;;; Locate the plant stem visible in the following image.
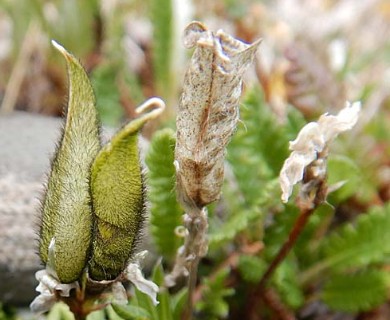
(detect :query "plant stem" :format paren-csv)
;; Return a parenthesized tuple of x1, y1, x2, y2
(247, 164, 327, 317)
(262, 288, 296, 320)
(246, 205, 316, 318)
(164, 207, 208, 319)
(258, 206, 315, 289)
(182, 257, 200, 320)
(74, 314, 86, 320)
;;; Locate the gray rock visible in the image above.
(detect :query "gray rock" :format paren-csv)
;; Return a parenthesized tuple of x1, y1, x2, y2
(0, 111, 150, 306)
(0, 111, 61, 305)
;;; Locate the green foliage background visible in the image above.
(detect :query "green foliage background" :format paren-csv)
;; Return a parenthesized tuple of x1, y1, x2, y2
(1, 0, 390, 319)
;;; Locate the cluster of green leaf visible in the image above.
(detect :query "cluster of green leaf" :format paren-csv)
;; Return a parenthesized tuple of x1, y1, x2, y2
(143, 87, 390, 318)
(195, 268, 234, 320)
(303, 204, 390, 312)
(4, 2, 390, 317)
(20, 78, 389, 319)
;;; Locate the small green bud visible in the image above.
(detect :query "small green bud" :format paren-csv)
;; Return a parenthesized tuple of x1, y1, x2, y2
(89, 98, 165, 281)
(39, 41, 101, 283)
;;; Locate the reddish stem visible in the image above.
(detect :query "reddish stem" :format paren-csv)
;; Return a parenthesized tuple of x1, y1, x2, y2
(258, 206, 315, 289)
(246, 206, 315, 319)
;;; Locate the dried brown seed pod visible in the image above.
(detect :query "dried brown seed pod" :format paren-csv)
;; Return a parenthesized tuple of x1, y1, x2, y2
(175, 21, 261, 210)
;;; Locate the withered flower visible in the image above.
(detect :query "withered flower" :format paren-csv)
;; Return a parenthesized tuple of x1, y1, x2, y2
(280, 101, 361, 203)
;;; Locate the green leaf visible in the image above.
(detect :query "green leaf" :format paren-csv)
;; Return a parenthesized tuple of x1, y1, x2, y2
(130, 261, 167, 320)
(111, 303, 151, 320)
(262, 204, 300, 258)
(89, 103, 161, 280)
(227, 89, 305, 207)
(321, 270, 390, 312)
(146, 129, 182, 261)
(46, 302, 74, 320)
(238, 255, 267, 283)
(152, 262, 173, 320)
(0, 302, 16, 320)
(133, 289, 159, 320)
(301, 203, 390, 283)
(208, 177, 280, 250)
(209, 208, 262, 249)
(265, 203, 335, 268)
(195, 268, 234, 320)
(156, 288, 173, 320)
(295, 203, 335, 266)
(171, 289, 188, 320)
(272, 260, 304, 309)
(327, 155, 361, 202)
(86, 309, 106, 320)
(39, 42, 100, 283)
(91, 63, 124, 127)
(106, 305, 126, 320)
(150, 0, 173, 99)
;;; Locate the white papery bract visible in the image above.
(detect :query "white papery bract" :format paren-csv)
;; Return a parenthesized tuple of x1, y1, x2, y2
(30, 240, 159, 314)
(124, 251, 159, 306)
(29, 269, 78, 314)
(280, 101, 361, 202)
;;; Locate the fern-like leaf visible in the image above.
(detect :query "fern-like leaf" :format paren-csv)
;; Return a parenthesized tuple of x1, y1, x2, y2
(227, 89, 305, 207)
(321, 270, 390, 312)
(208, 207, 261, 249)
(272, 259, 304, 309)
(195, 268, 234, 320)
(146, 128, 182, 261)
(237, 255, 267, 284)
(301, 203, 390, 283)
(91, 63, 124, 126)
(208, 176, 280, 250)
(327, 155, 361, 203)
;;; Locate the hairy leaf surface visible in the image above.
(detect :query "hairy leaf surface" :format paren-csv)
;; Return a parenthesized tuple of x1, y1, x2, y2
(89, 115, 151, 280)
(39, 42, 100, 283)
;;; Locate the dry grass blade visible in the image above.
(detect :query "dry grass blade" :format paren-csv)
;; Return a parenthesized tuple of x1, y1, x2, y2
(0, 22, 40, 115)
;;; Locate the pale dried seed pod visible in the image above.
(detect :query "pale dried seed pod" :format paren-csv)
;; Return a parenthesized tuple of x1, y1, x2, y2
(175, 21, 261, 210)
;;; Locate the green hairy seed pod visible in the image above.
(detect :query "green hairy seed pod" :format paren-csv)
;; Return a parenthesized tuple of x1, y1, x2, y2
(39, 41, 101, 283)
(89, 98, 165, 281)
